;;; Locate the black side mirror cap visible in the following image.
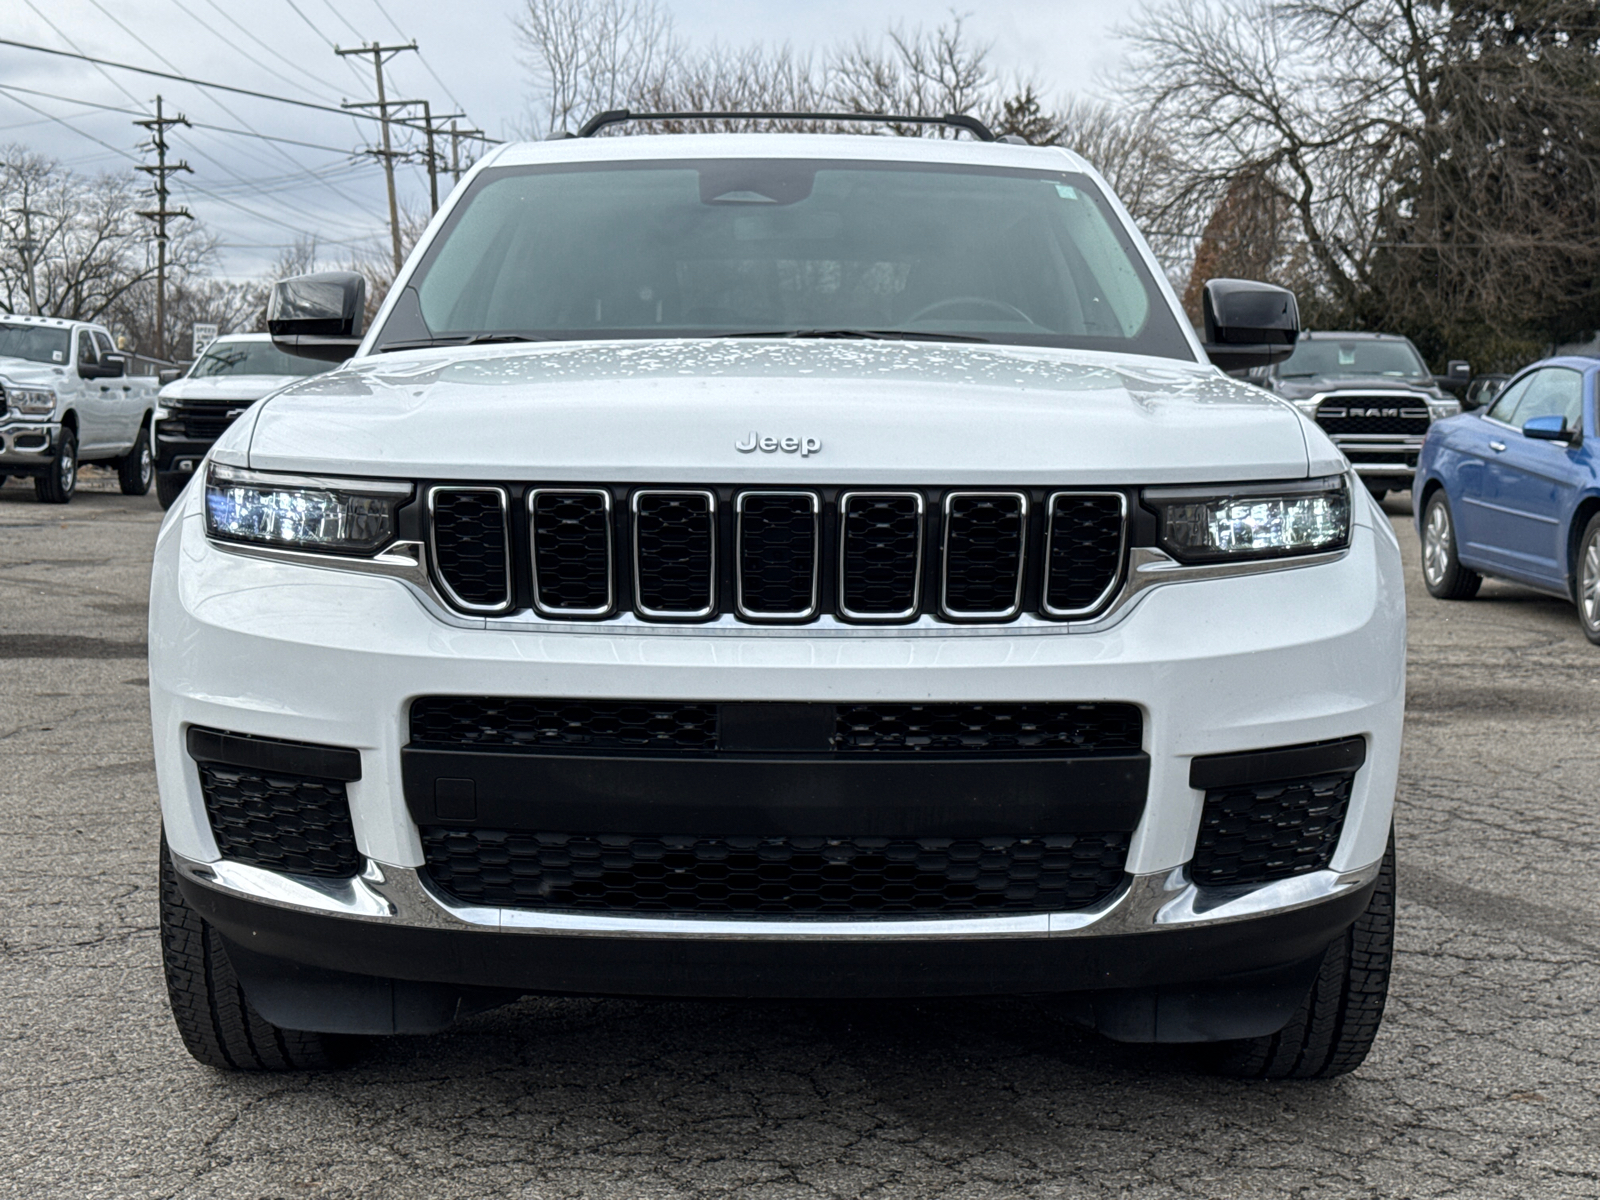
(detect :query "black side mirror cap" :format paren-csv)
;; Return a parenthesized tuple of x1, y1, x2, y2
(158, 368, 183, 385)
(1200, 278, 1300, 371)
(83, 353, 127, 379)
(268, 271, 366, 363)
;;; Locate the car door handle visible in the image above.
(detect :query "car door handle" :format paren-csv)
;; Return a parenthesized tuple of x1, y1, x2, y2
(1489, 441, 1507, 452)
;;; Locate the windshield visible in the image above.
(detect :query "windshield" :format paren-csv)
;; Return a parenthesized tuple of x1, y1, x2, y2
(191, 340, 329, 378)
(0, 322, 70, 365)
(1277, 338, 1429, 382)
(385, 158, 1194, 359)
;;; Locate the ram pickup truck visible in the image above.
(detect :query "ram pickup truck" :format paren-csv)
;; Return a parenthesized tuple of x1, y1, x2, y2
(1251, 331, 1461, 499)
(154, 332, 331, 509)
(152, 119, 1404, 1081)
(0, 314, 158, 502)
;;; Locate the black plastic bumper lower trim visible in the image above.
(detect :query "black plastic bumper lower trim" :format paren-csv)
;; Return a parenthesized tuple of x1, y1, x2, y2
(1189, 736, 1365, 790)
(400, 747, 1149, 837)
(187, 726, 363, 782)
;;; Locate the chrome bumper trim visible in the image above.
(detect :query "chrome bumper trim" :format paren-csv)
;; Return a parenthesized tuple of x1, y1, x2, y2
(171, 851, 1384, 941)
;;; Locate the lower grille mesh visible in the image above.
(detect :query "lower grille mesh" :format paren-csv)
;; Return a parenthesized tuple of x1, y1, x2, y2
(421, 828, 1130, 916)
(199, 763, 360, 878)
(1190, 772, 1353, 886)
(411, 696, 719, 751)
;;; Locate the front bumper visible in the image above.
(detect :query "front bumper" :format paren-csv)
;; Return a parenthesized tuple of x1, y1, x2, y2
(0, 418, 59, 470)
(150, 483, 1404, 1008)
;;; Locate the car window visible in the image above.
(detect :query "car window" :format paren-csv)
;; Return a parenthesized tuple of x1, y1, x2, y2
(1275, 338, 1430, 383)
(0, 323, 70, 364)
(396, 158, 1196, 360)
(189, 340, 330, 378)
(77, 331, 97, 366)
(1510, 367, 1583, 430)
(1485, 374, 1532, 424)
(93, 332, 116, 359)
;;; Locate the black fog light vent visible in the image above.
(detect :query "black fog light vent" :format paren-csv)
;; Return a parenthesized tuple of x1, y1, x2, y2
(187, 727, 363, 879)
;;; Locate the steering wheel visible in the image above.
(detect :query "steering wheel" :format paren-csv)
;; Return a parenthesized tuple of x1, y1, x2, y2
(905, 296, 1036, 326)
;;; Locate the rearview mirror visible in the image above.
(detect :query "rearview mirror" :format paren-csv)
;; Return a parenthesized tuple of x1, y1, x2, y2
(268, 271, 366, 362)
(1523, 414, 1572, 441)
(1201, 279, 1300, 371)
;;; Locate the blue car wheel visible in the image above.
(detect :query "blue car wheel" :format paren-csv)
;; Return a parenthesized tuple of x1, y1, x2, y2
(1422, 490, 1482, 600)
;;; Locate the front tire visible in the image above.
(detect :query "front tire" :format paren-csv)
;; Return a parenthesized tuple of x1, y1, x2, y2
(1421, 490, 1481, 599)
(159, 834, 356, 1070)
(156, 471, 188, 510)
(118, 422, 154, 495)
(1575, 513, 1600, 646)
(1207, 831, 1395, 1080)
(33, 427, 76, 504)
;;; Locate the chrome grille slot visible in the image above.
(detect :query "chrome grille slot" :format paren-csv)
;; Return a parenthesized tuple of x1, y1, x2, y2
(1043, 492, 1126, 618)
(838, 492, 924, 620)
(632, 490, 717, 618)
(529, 489, 613, 617)
(736, 491, 820, 619)
(428, 486, 512, 613)
(941, 492, 1027, 619)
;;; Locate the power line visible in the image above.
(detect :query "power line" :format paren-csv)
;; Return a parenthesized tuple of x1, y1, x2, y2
(0, 35, 501, 142)
(367, 0, 469, 116)
(165, 0, 345, 104)
(195, 0, 348, 102)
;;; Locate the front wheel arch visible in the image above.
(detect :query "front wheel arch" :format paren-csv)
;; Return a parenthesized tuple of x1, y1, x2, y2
(1566, 495, 1600, 600)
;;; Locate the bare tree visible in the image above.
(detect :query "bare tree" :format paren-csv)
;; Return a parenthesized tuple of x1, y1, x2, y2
(515, 0, 682, 135)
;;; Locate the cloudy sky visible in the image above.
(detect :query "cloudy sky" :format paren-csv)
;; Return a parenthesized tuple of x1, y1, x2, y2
(0, 1, 1130, 279)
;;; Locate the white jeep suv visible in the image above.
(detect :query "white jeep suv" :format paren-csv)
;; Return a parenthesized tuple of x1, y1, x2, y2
(151, 116, 1404, 1079)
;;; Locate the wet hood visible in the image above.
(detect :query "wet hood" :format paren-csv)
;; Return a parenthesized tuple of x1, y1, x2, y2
(242, 339, 1334, 485)
(160, 375, 305, 404)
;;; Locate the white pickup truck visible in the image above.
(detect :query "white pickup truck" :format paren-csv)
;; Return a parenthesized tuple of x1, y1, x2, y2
(0, 313, 159, 502)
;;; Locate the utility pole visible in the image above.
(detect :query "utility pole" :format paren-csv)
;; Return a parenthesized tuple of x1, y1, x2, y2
(449, 120, 484, 186)
(416, 102, 465, 214)
(15, 202, 45, 314)
(135, 95, 192, 360)
(336, 40, 416, 273)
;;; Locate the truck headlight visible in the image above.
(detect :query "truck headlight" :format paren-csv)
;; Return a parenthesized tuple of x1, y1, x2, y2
(204, 463, 411, 555)
(8, 387, 56, 415)
(1428, 399, 1461, 419)
(1143, 476, 1351, 563)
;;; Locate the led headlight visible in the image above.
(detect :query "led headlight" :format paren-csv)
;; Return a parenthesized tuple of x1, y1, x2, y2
(8, 387, 57, 415)
(204, 463, 411, 555)
(1143, 475, 1351, 563)
(1428, 399, 1461, 419)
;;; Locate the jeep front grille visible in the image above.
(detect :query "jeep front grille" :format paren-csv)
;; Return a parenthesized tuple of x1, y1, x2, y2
(425, 485, 1131, 624)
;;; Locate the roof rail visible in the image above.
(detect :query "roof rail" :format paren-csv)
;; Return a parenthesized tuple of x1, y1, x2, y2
(574, 109, 1001, 142)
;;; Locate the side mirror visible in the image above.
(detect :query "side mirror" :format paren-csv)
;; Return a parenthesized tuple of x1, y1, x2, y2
(1523, 414, 1572, 441)
(158, 367, 183, 385)
(1201, 279, 1300, 371)
(267, 271, 366, 362)
(83, 353, 127, 379)
(1447, 359, 1471, 379)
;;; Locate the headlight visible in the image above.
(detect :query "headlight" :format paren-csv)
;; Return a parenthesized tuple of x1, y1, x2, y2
(1142, 476, 1351, 563)
(1428, 399, 1461, 420)
(154, 405, 174, 422)
(204, 463, 411, 555)
(7, 387, 56, 415)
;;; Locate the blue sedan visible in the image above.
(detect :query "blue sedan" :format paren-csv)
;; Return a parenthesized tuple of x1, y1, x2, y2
(1414, 355, 1600, 644)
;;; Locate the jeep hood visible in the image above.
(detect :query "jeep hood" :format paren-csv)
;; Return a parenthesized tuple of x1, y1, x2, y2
(242, 340, 1337, 485)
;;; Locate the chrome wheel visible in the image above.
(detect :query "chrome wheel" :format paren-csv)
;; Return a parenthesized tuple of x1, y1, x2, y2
(59, 441, 76, 493)
(1422, 500, 1451, 589)
(1581, 532, 1600, 633)
(138, 437, 152, 488)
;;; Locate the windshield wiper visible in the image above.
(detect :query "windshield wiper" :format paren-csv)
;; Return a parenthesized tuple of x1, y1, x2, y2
(377, 333, 546, 352)
(720, 328, 989, 343)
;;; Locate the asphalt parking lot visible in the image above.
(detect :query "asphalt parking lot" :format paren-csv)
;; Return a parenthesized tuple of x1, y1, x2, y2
(3, 475, 1598, 1200)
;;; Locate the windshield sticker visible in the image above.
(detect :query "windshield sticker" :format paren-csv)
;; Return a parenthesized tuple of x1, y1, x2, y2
(52, 350, 63, 362)
(1055, 184, 1079, 199)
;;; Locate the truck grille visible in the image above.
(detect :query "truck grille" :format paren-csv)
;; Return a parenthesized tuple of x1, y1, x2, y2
(425, 485, 1130, 623)
(420, 828, 1130, 916)
(410, 697, 1142, 756)
(1314, 398, 1430, 438)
